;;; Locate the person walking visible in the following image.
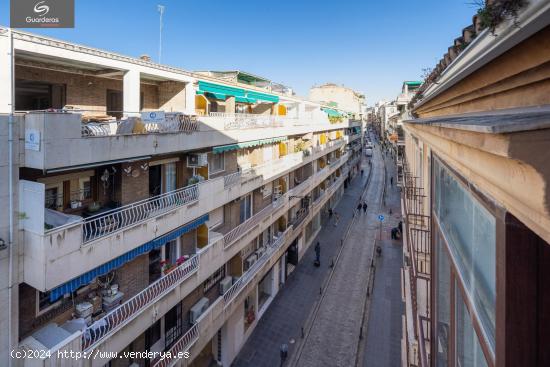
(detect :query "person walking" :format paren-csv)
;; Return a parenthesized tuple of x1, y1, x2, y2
(315, 241, 321, 264)
(334, 212, 340, 227)
(362, 202, 368, 214)
(390, 176, 394, 186)
(357, 201, 363, 213)
(361, 169, 364, 177)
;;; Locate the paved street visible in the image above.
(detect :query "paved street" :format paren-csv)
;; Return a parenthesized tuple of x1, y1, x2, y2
(292, 145, 386, 367)
(233, 136, 405, 367)
(360, 149, 404, 367)
(232, 152, 373, 367)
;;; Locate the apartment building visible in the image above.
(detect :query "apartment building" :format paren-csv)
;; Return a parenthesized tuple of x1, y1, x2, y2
(0, 27, 363, 366)
(400, 1, 550, 366)
(308, 83, 366, 120)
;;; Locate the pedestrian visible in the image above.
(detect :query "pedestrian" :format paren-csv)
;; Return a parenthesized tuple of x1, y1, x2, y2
(328, 208, 333, 218)
(362, 202, 368, 213)
(361, 169, 364, 177)
(334, 212, 340, 227)
(390, 176, 394, 186)
(357, 201, 362, 212)
(315, 241, 321, 263)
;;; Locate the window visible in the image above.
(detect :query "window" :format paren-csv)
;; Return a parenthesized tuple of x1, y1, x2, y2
(210, 153, 225, 173)
(163, 163, 177, 193)
(239, 194, 252, 223)
(456, 286, 489, 367)
(78, 177, 92, 200)
(436, 232, 451, 367)
(434, 158, 496, 351)
(164, 303, 183, 348)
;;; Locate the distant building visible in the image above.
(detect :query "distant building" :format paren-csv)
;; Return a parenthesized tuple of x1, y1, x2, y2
(309, 83, 365, 119)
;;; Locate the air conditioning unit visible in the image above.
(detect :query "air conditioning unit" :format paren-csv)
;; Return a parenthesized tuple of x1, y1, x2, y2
(219, 276, 233, 295)
(244, 254, 258, 271)
(189, 297, 210, 324)
(187, 153, 208, 167)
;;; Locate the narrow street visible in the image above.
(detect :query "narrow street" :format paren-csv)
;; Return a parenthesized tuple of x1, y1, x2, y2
(233, 137, 404, 367)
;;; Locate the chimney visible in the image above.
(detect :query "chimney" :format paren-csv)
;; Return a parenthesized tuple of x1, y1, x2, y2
(140, 54, 151, 62)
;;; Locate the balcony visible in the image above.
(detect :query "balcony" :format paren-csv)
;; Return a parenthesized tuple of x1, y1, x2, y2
(38, 150, 350, 359)
(21, 137, 347, 292)
(22, 112, 352, 171)
(158, 175, 348, 367)
(401, 158, 431, 367)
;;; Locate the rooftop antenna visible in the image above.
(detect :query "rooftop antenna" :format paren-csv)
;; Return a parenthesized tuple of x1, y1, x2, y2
(157, 4, 165, 63)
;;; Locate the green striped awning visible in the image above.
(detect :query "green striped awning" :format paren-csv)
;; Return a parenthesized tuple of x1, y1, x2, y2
(213, 137, 287, 154)
(198, 81, 246, 98)
(322, 108, 343, 118)
(245, 91, 279, 103)
(197, 80, 279, 104)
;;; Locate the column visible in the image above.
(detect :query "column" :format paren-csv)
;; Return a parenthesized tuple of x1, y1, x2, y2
(0, 29, 13, 114)
(123, 69, 140, 117)
(184, 82, 197, 115)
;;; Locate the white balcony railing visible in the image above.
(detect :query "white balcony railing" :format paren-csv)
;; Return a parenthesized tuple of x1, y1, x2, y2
(223, 171, 242, 189)
(82, 184, 199, 243)
(152, 323, 200, 367)
(203, 112, 298, 130)
(223, 195, 286, 249)
(82, 255, 199, 350)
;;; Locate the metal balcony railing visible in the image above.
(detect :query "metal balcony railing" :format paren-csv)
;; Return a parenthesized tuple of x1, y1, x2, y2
(223, 229, 290, 307)
(203, 112, 297, 130)
(82, 255, 199, 350)
(81, 113, 199, 137)
(223, 171, 242, 189)
(82, 184, 199, 243)
(223, 195, 286, 249)
(152, 323, 199, 367)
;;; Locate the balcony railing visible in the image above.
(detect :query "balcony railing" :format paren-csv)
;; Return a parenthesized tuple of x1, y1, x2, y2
(223, 195, 286, 249)
(152, 323, 199, 367)
(82, 184, 199, 243)
(81, 113, 199, 137)
(82, 255, 199, 350)
(202, 112, 298, 130)
(402, 156, 432, 367)
(223, 171, 242, 189)
(223, 229, 290, 307)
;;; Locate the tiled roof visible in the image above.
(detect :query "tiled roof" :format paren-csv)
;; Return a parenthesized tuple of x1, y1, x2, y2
(408, 0, 529, 113)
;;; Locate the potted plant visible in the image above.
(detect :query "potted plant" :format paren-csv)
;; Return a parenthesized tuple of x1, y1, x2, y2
(161, 260, 175, 275)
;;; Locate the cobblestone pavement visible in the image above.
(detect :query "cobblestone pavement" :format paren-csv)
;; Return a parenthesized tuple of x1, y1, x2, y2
(360, 148, 404, 367)
(292, 144, 386, 367)
(232, 154, 372, 367)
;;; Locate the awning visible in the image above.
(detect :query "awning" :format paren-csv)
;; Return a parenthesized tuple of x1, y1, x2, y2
(213, 137, 287, 154)
(49, 214, 209, 302)
(236, 96, 257, 104)
(197, 81, 245, 98)
(196, 90, 227, 100)
(322, 108, 343, 118)
(245, 91, 279, 103)
(197, 81, 278, 104)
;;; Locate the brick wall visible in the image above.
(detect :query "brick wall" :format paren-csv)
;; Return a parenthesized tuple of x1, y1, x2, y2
(120, 160, 149, 205)
(158, 81, 186, 112)
(116, 254, 149, 301)
(15, 65, 158, 114)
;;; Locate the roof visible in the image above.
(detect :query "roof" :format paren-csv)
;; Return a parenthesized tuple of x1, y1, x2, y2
(409, 0, 532, 111)
(404, 105, 550, 134)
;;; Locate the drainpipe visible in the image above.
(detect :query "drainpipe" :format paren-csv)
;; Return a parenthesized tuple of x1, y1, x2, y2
(7, 28, 14, 367)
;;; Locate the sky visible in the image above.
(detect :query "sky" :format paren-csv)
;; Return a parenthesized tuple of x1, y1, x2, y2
(0, 0, 479, 104)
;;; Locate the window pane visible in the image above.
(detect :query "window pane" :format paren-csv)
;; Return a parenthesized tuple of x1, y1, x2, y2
(436, 231, 451, 367)
(164, 163, 176, 193)
(456, 287, 489, 367)
(433, 158, 495, 351)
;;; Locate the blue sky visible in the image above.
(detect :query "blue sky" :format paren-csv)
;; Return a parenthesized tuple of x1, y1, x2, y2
(0, 0, 478, 104)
